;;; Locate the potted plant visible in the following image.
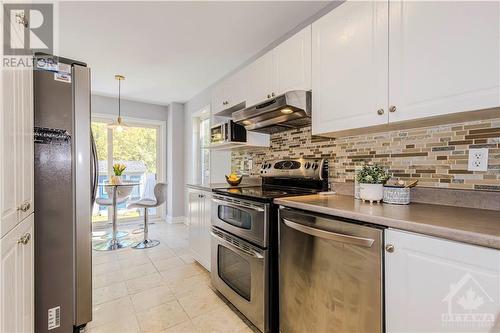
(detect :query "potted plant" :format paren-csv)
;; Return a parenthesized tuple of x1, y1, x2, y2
(111, 163, 126, 185)
(356, 163, 390, 203)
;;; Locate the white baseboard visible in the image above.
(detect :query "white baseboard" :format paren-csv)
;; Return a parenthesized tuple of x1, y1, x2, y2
(166, 216, 186, 224)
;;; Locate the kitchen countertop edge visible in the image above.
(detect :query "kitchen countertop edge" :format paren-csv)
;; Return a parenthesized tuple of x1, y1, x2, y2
(274, 195, 500, 250)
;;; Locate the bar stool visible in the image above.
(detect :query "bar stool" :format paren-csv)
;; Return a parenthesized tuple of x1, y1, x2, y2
(96, 196, 129, 239)
(127, 182, 167, 249)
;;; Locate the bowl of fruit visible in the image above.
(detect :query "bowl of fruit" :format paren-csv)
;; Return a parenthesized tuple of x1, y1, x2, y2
(225, 173, 243, 186)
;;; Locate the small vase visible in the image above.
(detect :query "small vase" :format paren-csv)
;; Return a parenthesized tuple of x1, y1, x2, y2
(110, 175, 122, 185)
(359, 183, 384, 203)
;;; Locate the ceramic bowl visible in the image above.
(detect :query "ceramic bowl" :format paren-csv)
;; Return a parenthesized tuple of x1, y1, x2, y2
(225, 175, 243, 186)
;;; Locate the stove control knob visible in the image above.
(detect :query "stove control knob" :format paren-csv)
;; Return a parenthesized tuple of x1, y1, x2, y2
(304, 162, 311, 169)
(312, 163, 318, 170)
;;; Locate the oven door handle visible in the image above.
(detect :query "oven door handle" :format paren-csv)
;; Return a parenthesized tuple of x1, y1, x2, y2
(213, 198, 264, 213)
(282, 218, 375, 248)
(211, 231, 264, 259)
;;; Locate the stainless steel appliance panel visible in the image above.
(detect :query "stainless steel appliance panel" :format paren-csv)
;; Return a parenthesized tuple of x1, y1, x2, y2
(279, 208, 383, 333)
(34, 58, 92, 332)
(34, 66, 75, 333)
(212, 195, 269, 247)
(211, 227, 268, 333)
(73, 65, 92, 326)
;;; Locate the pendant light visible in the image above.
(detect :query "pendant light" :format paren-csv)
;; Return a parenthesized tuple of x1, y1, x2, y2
(108, 74, 127, 132)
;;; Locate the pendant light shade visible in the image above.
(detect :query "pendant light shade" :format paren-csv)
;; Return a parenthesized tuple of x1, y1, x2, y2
(108, 74, 128, 131)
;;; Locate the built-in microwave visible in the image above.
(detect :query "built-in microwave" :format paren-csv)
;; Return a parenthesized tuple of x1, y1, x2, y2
(210, 120, 247, 144)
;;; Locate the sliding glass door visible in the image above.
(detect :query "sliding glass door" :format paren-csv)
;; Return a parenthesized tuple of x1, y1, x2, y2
(91, 116, 164, 224)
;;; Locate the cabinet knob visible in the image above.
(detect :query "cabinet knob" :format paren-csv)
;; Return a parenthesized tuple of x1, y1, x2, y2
(377, 108, 385, 115)
(271, 92, 275, 97)
(385, 244, 395, 253)
(267, 94, 271, 99)
(17, 201, 31, 212)
(17, 233, 31, 245)
(389, 105, 397, 113)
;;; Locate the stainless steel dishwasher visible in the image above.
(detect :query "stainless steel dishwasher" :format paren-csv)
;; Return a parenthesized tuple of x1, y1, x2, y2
(278, 207, 384, 333)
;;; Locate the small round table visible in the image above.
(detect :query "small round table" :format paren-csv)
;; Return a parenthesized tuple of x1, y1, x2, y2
(93, 182, 140, 251)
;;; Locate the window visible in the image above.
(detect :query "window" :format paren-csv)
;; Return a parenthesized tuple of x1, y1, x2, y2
(200, 117, 210, 185)
(192, 106, 210, 185)
(91, 115, 165, 224)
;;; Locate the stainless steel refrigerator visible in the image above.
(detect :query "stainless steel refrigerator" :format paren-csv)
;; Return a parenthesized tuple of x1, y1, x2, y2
(34, 54, 96, 333)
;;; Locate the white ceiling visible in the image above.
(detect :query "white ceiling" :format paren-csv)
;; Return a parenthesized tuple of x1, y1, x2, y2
(58, 1, 331, 106)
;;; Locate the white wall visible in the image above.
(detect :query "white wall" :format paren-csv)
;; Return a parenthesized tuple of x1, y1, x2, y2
(92, 94, 168, 121)
(167, 102, 185, 222)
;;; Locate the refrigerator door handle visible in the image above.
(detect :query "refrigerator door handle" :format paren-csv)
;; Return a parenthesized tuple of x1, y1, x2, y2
(90, 131, 98, 205)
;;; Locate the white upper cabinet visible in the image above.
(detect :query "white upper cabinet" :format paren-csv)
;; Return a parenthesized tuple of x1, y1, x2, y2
(212, 26, 313, 115)
(212, 69, 246, 115)
(273, 25, 312, 96)
(1, 67, 34, 238)
(1, 69, 18, 237)
(312, 1, 389, 135)
(19, 69, 34, 223)
(244, 52, 274, 107)
(385, 229, 500, 333)
(389, 1, 500, 122)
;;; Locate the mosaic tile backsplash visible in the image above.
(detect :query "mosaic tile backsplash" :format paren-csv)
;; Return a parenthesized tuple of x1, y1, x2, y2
(231, 118, 500, 191)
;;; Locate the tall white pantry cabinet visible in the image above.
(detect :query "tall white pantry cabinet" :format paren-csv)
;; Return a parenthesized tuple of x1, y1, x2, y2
(0, 11, 35, 331)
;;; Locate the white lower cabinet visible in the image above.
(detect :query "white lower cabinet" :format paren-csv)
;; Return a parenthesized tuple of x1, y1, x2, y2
(1, 214, 34, 333)
(188, 188, 212, 271)
(385, 229, 500, 333)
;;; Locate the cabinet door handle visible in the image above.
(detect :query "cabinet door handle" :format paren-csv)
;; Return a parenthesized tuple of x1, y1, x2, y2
(385, 244, 395, 253)
(389, 105, 397, 113)
(377, 108, 385, 115)
(18, 233, 31, 245)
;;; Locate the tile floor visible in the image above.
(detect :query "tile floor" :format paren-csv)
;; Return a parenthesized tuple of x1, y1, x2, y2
(89, 222, 253, 333)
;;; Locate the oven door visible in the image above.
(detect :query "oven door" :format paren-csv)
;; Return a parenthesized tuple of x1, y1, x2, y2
(212, 195, 269, 247)
(211, 227, 268, 333)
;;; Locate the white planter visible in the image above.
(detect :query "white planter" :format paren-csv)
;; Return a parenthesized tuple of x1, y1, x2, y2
(359, 183, 384, 203)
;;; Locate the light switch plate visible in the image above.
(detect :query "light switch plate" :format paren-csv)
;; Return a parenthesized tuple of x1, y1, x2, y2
(468, 148, 488, 171)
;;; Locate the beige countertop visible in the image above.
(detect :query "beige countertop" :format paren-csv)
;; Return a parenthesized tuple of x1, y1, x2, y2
(186, 183, 258, 191)
(274, 194, 500, 250)
(186, 183, 231, 191)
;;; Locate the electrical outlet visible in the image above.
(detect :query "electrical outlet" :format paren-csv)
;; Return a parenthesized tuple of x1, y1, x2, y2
(248, 160, 253, 170)
(240, 160, 245, 171)
(468, 148, 489, 171)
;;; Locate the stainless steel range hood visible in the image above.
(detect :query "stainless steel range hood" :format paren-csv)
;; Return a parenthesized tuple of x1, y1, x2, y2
(232, 90, 311, 134)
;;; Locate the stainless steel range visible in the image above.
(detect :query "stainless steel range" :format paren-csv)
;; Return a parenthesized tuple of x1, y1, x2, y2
(210, 159, 328, 333)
